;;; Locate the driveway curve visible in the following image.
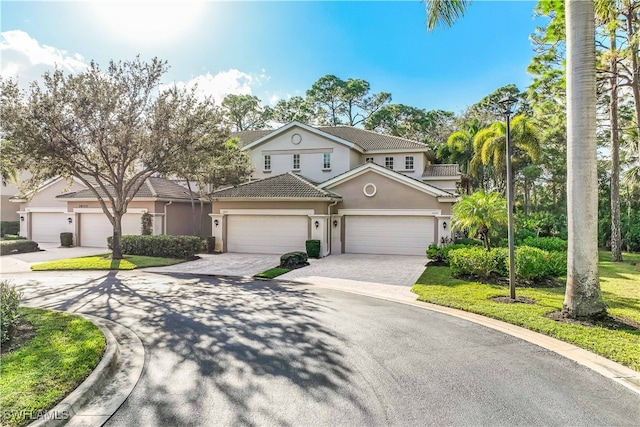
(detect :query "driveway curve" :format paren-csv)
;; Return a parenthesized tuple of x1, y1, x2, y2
(7, 271, 639, 426)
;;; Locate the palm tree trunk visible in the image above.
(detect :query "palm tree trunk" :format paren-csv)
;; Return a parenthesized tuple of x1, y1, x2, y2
(563, 0, 607, 318)
(609, 31, 622, 262)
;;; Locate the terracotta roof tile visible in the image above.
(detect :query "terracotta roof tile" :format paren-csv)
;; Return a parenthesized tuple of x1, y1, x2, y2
(422, 164, 461, 178)
(56, 176, 197, 200)
(210, 172, 341, 199)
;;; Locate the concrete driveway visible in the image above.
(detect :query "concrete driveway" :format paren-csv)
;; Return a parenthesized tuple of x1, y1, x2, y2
(145, 253, 281, 277)
(0, 242, 108, 274)
(279, 254, 427, 287)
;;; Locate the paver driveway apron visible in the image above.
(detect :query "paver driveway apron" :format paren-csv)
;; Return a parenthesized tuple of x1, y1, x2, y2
(278, 254, 427, 286)
(143, 253, 281, 277)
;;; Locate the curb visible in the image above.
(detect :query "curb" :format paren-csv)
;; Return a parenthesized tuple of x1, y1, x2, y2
(298, 283, 640, 396)
(29, 315, 120, 427)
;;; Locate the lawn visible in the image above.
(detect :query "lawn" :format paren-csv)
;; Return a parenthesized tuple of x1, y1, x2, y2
(31, 254, 185, 271)
(254, 267, 291, 279)
(412, 251, 640, 371)
(0, 308, 106, 427)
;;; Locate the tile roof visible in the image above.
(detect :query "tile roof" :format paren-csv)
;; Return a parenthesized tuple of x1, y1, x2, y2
(57, 176, 197, 200)
(422, 164, 461, 178)
(229, 124, 428, 152)
(209, 172, 341, 199)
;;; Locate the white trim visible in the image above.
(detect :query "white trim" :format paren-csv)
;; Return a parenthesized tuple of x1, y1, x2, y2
(365, 148, 430, 154)
(241, 121, 364, 153)
(262, 148, 334, 155)
(338, 209, 441, 216)
(319, 162, 453, 198)
(423, 176, 462, 181)
(24, 207, 68, 213)
(72, 208, 148, 214)
(213, 197, 336, 202)
(437, 196, 460, 202)
(363, 183, 377, 197)
(220, 209, 315, 216)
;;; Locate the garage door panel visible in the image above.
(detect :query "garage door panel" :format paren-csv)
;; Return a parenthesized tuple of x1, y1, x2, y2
(227, 215, 308, 254)
(345, 216, 434, 256)
(80, 213, 142, 247)
(31, 213, 69, 243)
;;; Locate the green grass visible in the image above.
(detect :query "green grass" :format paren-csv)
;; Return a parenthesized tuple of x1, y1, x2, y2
(255, 267, 291, 279)
(412, 251, 640, 371)
(31, 254, 184, 271)
(0, 308, 106, 427)
(0, 235, 26, 241)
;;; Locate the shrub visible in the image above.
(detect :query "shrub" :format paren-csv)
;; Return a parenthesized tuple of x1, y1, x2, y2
(428, 243, 481, 264)
(426, 243, 440, 261)
(140, 212, 153, 235)
(280, 251, 308, 269)
(305, 240, 321, 258)
(546, 250, 568, 276)
(0, 240, 39, 255)
(453, 237, 483, 246)
(206, 236, 216, 254)
(448, 247, 507, 279)
(60, 232, 73, 247)
(107, 235, 202, 259)
(1, 281, 22, 344)
(514, 246, 550, 280)
(522, 236, 567, 252)
(0, 221, 20, 237)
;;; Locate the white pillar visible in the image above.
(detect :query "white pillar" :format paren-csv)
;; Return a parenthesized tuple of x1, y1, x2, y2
(18, 211, 28, 238)
(209, 213, 225, 252)
(436, 215, 452, 246)
(330, 215, 343, 255)
(309, 214, 330, 257)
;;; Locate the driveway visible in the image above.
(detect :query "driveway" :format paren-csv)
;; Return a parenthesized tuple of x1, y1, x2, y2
(6, 270, 639, 426)
(279, 254, 427, 286)
(144, 253, 280, 277)
(0, 242, 108, 274)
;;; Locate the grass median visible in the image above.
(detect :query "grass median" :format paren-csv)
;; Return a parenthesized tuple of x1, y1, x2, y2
(412, 251, 640, 371)
(0, 308, 106, 427)
(31, 254, 184, 271)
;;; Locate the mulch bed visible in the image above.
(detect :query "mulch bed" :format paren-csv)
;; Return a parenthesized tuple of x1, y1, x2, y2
(545, 311, 640, 331)
(1, 317, 37, 355)
(491, 296, 537, 305)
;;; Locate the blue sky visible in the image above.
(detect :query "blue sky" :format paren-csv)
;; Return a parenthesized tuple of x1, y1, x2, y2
(1, 1, 545, 115)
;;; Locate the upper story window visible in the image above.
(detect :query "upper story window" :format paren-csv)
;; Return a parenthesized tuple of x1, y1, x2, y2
(385, 157, 394, 169)
(293, 154, 300, 170)
(365, 157, 374, 163)
(405, 156, 414, 170)
(264, 155, 271, 171)
(323, 153, 331, 170)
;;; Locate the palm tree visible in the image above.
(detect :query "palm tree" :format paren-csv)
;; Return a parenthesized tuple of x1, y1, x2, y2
(452, 191, 507, 250)
(563, 0, 607, 318)
(423, 0, 607, 319)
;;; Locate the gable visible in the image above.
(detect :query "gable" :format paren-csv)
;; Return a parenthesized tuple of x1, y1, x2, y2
(241, 122, 362, 153)
(27, 178, 87, 208)
(327, 169, 453, 214)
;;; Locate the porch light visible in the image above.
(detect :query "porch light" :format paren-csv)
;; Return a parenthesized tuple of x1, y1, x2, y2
(20, 216, 24, 222)
(214, 219, 219, 227)
(314, 220, 320, 229)
(333, 220, 338, 228)
(67, 217, 73, 224)
(442, 221, 447, 230)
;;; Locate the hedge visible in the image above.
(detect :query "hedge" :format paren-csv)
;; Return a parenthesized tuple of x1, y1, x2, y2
(280, 251, 308, 269)
(0, 221, 19, 237)
(60, 232, 73, 247)
(521, 236, 568, 252)
(305, 240, 321, 258)
(107, 235, 202, 259)
(0, 240, 40, 255)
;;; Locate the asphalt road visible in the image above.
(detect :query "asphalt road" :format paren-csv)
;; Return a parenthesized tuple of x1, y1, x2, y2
(7, 270, 640, 426)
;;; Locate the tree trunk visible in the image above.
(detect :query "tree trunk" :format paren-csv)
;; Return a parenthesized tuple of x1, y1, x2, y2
(563, 0, 607, 319)
(609, 31, 622, 262)
(112, 213, 123, 260)
(186, 177, 197, 235)
(624, 8, 640, 166)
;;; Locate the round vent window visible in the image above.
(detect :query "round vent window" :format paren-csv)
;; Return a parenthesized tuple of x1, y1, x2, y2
(291, 133, 302, 145)
(363, 183, 377, 197)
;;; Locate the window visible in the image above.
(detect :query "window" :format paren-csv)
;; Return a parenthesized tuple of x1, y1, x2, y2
(293, 154, 300, 170)
(385, 157, 394, 169)
(264, 155, 271, 171)
(323, 153, 331, 169)
(405, 156, 414, 170)
(365, 157, 374, 163)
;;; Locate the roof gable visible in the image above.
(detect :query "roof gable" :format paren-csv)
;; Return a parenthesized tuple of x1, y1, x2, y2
(209, 172, 341, 200)
(56, 177, 197, 201)
(318, 162, 455, 199)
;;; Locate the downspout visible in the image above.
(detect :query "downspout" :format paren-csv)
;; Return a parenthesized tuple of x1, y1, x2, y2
(327, 199, 339, 256)
(164, 201, 172, 235)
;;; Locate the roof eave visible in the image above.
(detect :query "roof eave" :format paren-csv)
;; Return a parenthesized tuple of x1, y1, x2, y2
(210, 197, 341, 202)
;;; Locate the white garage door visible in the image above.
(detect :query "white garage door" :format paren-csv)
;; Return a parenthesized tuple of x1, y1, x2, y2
(345, 216, 435, 255)
(80, 213, 142, 247)
(227, 215, 308, 254)
(31, 212, 69, 243)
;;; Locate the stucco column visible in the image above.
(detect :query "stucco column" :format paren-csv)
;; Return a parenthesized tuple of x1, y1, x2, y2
(67, 212, 78, 245)
(209, 213, 225, 252)
(18, 211, 28, 239)
(151, 214, 165, 235)
(330, 215, 343, 255)
(436, 215, 452, 245)
(309, 214, 330, 257)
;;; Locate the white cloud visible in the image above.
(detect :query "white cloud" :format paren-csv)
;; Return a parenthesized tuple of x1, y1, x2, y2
(269, 95, 280, 106)
(169, 69, 260, 104)
(0, 30, 88, 86)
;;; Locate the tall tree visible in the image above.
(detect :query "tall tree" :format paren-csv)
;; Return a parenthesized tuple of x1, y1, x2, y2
(452, 191, 508, 250)
(564, 0, 607, 318)
(220, 94, 268, 131)
(267, 96, 313, 125)
(0, 140, 19, 186)
(0, 57, 225, 259)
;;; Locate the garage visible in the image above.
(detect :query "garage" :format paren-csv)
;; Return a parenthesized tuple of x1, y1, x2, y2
(31, 212, 69, 243)
(226, 215, 309, 254)
(79, 212, 143, 247)
(344, 215, 435, 256)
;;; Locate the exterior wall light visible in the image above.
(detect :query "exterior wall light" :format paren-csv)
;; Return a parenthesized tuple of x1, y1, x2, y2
(214, 219, 219, 227)
(442, 221, 447, 230)
(20, 216, 24, 222)
(333, 220, 338, 227)
(314, 220, 320, 229)
(67, 217, 73, 224)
